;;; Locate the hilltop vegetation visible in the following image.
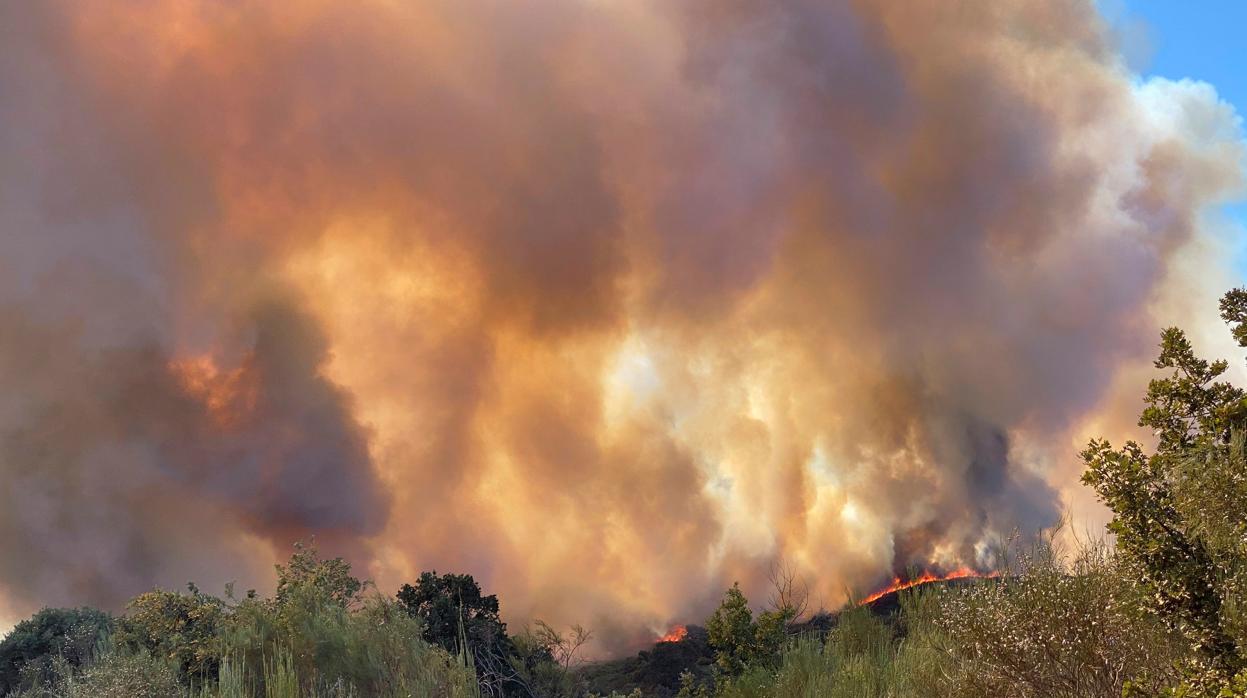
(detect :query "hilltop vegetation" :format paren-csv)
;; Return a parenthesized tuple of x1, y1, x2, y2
(4, 291, 1247, 696)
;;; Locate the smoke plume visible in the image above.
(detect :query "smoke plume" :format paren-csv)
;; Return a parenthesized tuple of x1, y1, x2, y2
(1, 0, 1244, 651)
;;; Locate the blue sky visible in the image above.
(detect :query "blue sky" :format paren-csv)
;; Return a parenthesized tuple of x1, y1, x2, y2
(1111, 1, 1247, 114)
(1106, 1, 1247, 270)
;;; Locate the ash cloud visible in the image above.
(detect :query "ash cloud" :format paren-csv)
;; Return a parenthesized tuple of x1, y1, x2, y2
(1, 0, 1244, 651)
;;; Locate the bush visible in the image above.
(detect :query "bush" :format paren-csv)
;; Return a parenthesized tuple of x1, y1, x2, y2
(705, 583, 797, 678)
(1080, 288, 1247, 694)
(1, 546, 482, 698)
(116, 585, 224, 684)
(707, 590, 951, 698)
(50, 651, 182, 698)
(932, 533, 1184, 697)
(0, 607, 112, 695)
(216, 548, 481, 697)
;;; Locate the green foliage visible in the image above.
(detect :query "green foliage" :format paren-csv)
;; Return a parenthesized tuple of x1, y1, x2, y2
(751, 609, 795, 672)
(274, 542, 364, 609)
(711, 594, 948, 698)
(706, 584, 756, 676)
(396, 570, 532, 694)
(509, 621, 592, 696)
(9, 649, 183, 698)
(116, 585, 224, 682)
(934, 533, 1184, 697)
(0, 607, 111, 695)
(706, 583, 798, 679)
(218, 547, 480, 697)
(1176, 433, 1247, 653)
(509, 629, 566, 696)
(1, 545, 481, 698)
(1082, 288, 1247, 691)
(396, 571, 509, 657)
(676, 669, 710, 698)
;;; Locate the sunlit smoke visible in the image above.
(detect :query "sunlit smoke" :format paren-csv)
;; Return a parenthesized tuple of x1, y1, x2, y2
(0, 0, 1244, 653)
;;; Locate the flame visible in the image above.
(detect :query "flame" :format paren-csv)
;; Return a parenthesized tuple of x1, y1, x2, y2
(658, 625, 687, 643)
(858, 567, 996, 605)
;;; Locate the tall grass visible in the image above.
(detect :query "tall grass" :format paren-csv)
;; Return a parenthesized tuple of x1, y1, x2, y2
(8, 596, 480, 698)
(711, 590, 949, 698)
(197, 594, 481, 698)
(703, 529, 1189, 698)
(6, 529, 1207, 697)
(931, 533, 1185, 697)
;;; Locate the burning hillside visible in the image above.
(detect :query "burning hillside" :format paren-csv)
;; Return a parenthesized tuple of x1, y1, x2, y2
(657, 626, 689, 644)
(859, 568, 1001, 606)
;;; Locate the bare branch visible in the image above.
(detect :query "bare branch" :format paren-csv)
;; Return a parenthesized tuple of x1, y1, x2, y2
(766, 558, 809, 623)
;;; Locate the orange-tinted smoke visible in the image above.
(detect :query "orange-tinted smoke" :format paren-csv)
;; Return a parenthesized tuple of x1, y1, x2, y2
(0, 0, 1243, 653)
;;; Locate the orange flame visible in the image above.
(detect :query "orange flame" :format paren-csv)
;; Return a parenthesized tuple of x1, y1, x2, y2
(859, 567, 996, 605)
(658, 625, 688, 643)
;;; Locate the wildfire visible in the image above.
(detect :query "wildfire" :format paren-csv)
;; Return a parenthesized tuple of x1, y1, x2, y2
(858, 567, 996, 605)
(169, 353, 256, 428)
(658, 625, 688, 643)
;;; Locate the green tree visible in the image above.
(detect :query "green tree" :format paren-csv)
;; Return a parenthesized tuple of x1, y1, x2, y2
(1082, 288, 1247, 690)
(752, 606, 795, 670)
(706, 584, 756, 676)
(213, 546, 482, 697)
(116, 584, 225, 682)
(397, 571, 509, 657)
(675, 669, 710, 698)
(0, 607, 111, 694)
(706, 576, 802, 679)
(397, 571, 525, 694)
(274, 541, 364, 608)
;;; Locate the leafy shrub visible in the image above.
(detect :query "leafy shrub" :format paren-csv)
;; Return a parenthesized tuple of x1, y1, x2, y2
(1, 545, 481, 698)
(117, 585, 224, 683)
(706, 583, 797, 678)
(1081, 288, 1247, 694)
(217, 547, 481, 697)
(710, 592, 949, 698)
(52, 650, 182, 698)
(0, 607, 111, 694)
(932, 534, 1184, 697)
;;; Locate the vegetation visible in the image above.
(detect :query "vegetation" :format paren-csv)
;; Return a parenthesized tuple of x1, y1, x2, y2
(1081, 291, 1247, 693)
(6, 288, 1247, 696)
(1, 547, 481, 698)
(0, 607, 111, 694)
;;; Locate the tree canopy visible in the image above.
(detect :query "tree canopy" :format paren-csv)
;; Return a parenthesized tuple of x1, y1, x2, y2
(0, 607, 111, 694)
(1083, 287, 1247, 691)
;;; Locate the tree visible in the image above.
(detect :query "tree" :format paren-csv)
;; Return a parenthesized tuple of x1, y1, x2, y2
(676, 669, 710, 698)
(116, 584, 225, 682)
(752, 605, 796, 670)
(508, 621, 593, 697)
(1082, 287, 1247, 691)
(765, 560, 808, 627)
(705, 584, 755, 676)
(397, 571, 509, 656)
(397, 571, 527, 696)
(705, 567, 806, 678)
(532, 620, 592, 671)
(0, 606, 112, 694)
(274, 541, 364, 608)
